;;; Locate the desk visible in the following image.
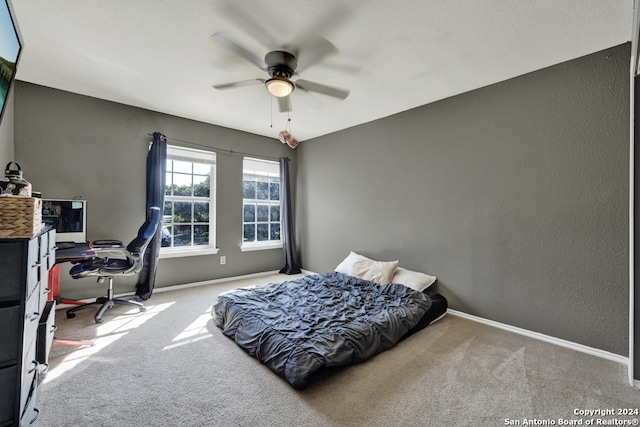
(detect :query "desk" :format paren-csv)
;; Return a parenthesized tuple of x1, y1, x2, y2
(54, 242, 96, 263)
(49, 242, 96, 347)
(49, 243, 96, 304)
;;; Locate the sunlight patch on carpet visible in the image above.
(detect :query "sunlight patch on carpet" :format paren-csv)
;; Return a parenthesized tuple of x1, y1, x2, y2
(162, 308, 213, 351)
(43, 302, 174, 383)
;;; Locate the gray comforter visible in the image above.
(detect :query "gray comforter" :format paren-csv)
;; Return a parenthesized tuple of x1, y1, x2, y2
(212, 272, 432, 389)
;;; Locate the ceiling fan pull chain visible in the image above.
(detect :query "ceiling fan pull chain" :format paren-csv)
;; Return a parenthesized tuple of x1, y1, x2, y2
(270, 95, 274, 128)
(286, 111, 292, 133)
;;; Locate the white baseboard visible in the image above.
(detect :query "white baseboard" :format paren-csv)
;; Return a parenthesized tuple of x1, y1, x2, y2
(152, 269, 316, 294)
(55, 269, 301, 309)
(447, 309, 629, 367)
(152, 269, 284, 293)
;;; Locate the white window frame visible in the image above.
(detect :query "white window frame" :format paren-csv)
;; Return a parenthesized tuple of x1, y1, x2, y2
(241, 157, 282, 252)
(160, 145, 218, 259)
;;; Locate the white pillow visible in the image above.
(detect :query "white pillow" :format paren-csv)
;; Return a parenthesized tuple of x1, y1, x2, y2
(335, 251, 372, 276)
(351, 258, 399, 285)
(392, 267, 437, 292)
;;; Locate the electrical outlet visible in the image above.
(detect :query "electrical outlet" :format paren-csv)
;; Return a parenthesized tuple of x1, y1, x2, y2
(220, 256, 226, 265)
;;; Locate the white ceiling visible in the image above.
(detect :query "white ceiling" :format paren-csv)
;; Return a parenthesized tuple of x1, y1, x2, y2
(10, 0, 633, 142)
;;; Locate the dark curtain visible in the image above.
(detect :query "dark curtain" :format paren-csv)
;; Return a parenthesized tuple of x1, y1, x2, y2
(136, 132, 167, 300)
(279, 157, 301, 274)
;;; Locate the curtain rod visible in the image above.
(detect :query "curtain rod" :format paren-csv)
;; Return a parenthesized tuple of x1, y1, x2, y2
(147, 133, 283, 162)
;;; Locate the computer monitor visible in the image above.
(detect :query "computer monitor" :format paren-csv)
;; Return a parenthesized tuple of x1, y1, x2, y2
(42, 199, 87, 243)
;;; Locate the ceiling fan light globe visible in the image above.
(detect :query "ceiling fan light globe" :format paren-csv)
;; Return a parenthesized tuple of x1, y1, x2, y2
(266, 77, 294, 97)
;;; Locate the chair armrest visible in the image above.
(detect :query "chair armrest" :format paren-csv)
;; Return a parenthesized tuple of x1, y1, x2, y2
(93, 247, 129, 259)
(92, 239, 124, 248)
(91, 246, 139, 275)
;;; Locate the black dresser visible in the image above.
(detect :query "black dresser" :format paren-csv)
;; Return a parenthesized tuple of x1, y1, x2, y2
(0, 229, 57, 426)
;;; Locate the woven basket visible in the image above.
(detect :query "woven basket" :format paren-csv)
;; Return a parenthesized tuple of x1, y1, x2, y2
(0, 196, 42, 239)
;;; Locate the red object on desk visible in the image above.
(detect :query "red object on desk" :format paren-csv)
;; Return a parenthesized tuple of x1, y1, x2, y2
(47, 264, 85, 306)
(47, 264, 59, 302)
(51, 242, 97, 305)
(49, 245, 97, 347)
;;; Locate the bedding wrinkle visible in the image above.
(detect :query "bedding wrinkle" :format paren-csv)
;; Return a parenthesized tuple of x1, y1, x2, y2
(212, 272, 432, 389)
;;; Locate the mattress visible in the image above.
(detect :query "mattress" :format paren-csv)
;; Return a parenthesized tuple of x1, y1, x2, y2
(212, 272, 448, 389)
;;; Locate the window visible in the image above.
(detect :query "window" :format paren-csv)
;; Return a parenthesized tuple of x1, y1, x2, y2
(161, 145, 217, 257)
(242, 157, 281, 251)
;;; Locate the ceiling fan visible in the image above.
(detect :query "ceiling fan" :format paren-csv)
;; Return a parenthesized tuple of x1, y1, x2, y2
(211, 31, 350, 113)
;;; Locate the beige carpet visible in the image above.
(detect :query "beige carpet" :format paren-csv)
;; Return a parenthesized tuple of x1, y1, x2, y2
(37, 273, 640, 427)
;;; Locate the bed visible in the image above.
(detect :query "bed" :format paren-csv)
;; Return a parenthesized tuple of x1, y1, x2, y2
(212, 252, 447, 389)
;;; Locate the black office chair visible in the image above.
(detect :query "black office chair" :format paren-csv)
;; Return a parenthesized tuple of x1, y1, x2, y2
(66, 207, 161, 323)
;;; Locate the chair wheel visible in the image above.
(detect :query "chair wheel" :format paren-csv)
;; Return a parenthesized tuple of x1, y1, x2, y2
(140, 306, 146, 312)
(67, 312, 76, 319)
(95, 318, 103, 324)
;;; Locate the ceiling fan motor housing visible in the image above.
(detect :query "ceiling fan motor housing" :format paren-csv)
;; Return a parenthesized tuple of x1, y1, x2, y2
(265, 51, 297, 78)
(211, 32, 350, 107)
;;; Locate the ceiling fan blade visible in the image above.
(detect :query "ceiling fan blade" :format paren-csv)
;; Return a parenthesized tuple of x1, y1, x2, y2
(295, 79, 350, 100)
(212, 79, 265, 91)
(211, 32, 266, 70)
(277, 96, 293, 113)
(293, 3, 353, 72)
(218, 2, 279, 50)
(294, 37, 338, 73)
(301, 3, 353, 42)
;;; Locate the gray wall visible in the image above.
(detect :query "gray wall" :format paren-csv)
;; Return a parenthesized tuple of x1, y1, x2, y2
(14, 82, 295, 300)
(297, 44, 630, 356)
(10, 44, 633, 359)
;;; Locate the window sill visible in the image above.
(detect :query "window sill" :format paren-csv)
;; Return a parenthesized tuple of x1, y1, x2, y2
(159, 246, 220, 259)
(240, 243, 282, 252)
